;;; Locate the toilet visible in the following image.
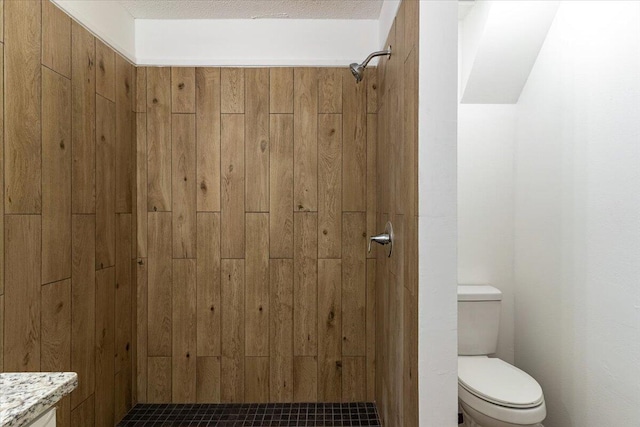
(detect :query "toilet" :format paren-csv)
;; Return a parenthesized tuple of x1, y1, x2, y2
(458, 285, 546, 427)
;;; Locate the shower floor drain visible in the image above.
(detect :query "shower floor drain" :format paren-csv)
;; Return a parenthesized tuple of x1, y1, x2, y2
(118, 402, 382, 426)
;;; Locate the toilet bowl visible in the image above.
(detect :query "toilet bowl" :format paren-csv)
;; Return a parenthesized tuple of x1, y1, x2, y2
(458, 356, 545, 427)
(457, 285, 546, 427)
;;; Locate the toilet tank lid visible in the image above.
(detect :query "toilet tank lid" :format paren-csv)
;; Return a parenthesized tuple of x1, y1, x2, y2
(458, 285, 502, 301)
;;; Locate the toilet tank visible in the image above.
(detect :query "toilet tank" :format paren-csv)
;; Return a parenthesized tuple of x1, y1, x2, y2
(458, 285, 502, 356)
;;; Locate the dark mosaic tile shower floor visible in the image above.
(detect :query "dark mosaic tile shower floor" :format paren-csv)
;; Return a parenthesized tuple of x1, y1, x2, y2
(118, 403, 382, 427)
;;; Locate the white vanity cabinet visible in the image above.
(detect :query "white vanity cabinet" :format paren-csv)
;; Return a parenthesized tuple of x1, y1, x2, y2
(27, 407, 56, 427)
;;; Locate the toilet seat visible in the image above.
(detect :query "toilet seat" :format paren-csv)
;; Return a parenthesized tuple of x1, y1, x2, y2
(458, 356, 544, 409)
(458, 356, 546, 426)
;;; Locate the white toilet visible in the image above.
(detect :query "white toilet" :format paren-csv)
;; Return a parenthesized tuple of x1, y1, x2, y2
(458, 285, 546, 427)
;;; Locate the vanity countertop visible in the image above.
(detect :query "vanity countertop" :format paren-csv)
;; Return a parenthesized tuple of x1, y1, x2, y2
(0, 372, 78, 427)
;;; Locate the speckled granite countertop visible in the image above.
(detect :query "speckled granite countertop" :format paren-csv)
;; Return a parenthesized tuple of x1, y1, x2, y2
(0, 372, 77, 427)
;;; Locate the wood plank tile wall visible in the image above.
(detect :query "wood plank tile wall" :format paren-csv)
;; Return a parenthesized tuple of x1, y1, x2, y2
(135, 66, 378, 403)
(375, 1, 419, 426)
(0, 1, 137, 426)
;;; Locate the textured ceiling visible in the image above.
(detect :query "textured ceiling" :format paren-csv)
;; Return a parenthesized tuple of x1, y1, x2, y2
(118, 0, 384, 20)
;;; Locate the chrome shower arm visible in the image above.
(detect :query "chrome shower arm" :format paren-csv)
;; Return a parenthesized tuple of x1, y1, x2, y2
(361, 48, 392, 68)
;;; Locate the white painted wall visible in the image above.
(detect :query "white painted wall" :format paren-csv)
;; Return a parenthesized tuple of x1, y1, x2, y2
(460, 1, 559, 104)
(459, 0, 490, 100)
(418, 1, 459, 426)
(514, 2, 640, 426)
(53, 0, 401, 66)
(459, 1, 640, 425)
(378, 0, 401, 49)
(457, 104, 516, 364)
(135, 19, 379, 66)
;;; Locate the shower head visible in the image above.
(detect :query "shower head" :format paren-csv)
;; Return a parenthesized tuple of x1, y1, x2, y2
(350, 62, 365, 82)
(349, 47, 392, 83)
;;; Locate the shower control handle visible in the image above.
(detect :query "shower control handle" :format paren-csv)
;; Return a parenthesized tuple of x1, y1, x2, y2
(368, 221, 394, 257)
(368, 233, 390, 251)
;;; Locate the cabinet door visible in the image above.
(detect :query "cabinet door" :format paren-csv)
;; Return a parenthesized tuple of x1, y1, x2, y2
(29, 407, 56, 427)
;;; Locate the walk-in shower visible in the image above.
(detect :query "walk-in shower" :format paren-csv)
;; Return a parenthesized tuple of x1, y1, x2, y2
(349, 47, 391, 82)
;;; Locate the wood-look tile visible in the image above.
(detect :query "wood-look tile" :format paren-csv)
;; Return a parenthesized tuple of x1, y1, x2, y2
(5, 0, 42, 214)
(172, 259, 197, 402)
(95, 267, 115, 427)
(245, 357, 270, 403)
(41, 278, 72, 373)
(245, 68, 270, 212)
(375, 3, 419, 421)
(115, 56, 133, 213)
(366, 259, 376, 401)
(171, 67, 196, 113)
(394, 1, 406, 69)
(135, 67, 147, 113)
(196, 213, 221, 357)
(319, 68, 342, 114)
(147, 67, 172, 212)
(404, 48, 419, 218)
(366, 114, 377, 259)
(0, 7, 139, 424)
(115, 214, 132, 377)
(196, 68, 221, 212)
(342, 70, 367, 212)
(342, 213, 366, 356)
(221, 259, 245, 402)
(318, 259, 342, 402)
(318, 114, 342, 259)
(171, 114, 196, 258)
(220, 114, 245, 258)
(42, 66, 72, 284)
(342, 357, 366, 402)
(70, 215, 96, 409)
(270, 259, 294, 402)
(293, 68, 318, 212)
(269, 68, 293, 113)
(378, 21, 395, 103)
(42, 0, 71, 78)
(148, 212, 173, 356)
(4, 215, 41, 371)
(403, 286, 418, 427)
(130, 65, 379, 407)
(221, 68, 244, 113)
(0, 296, 4, 371)
(147, 357, 172, 403)
(196, 356, 221, 403)
(54, 397, 71, 427)
(366, 69, 378, 114)
(96, 95, 116, 269)
(269, 114, 294, 258)
(404, 0, 419, 62)
(42, 279, 72, 427)
(293, 356, 317, 402)
(0, 45, 4, 296)
(114, 345, 132, 418)
(136, 259, 148, 403)
(136, 113, 148, 258)
(70, 395, 94, 426)
(245, 213, 269, 357)
(95, 40, 115, 102)
(0, 0, 4, 43)
(131, 260, 138, 406)
(71, 22, 96, 214)
(293, 212, 317, 356)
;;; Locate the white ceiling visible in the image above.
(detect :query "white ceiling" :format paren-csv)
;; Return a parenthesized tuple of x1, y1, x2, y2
(118, 0, 384, 20)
